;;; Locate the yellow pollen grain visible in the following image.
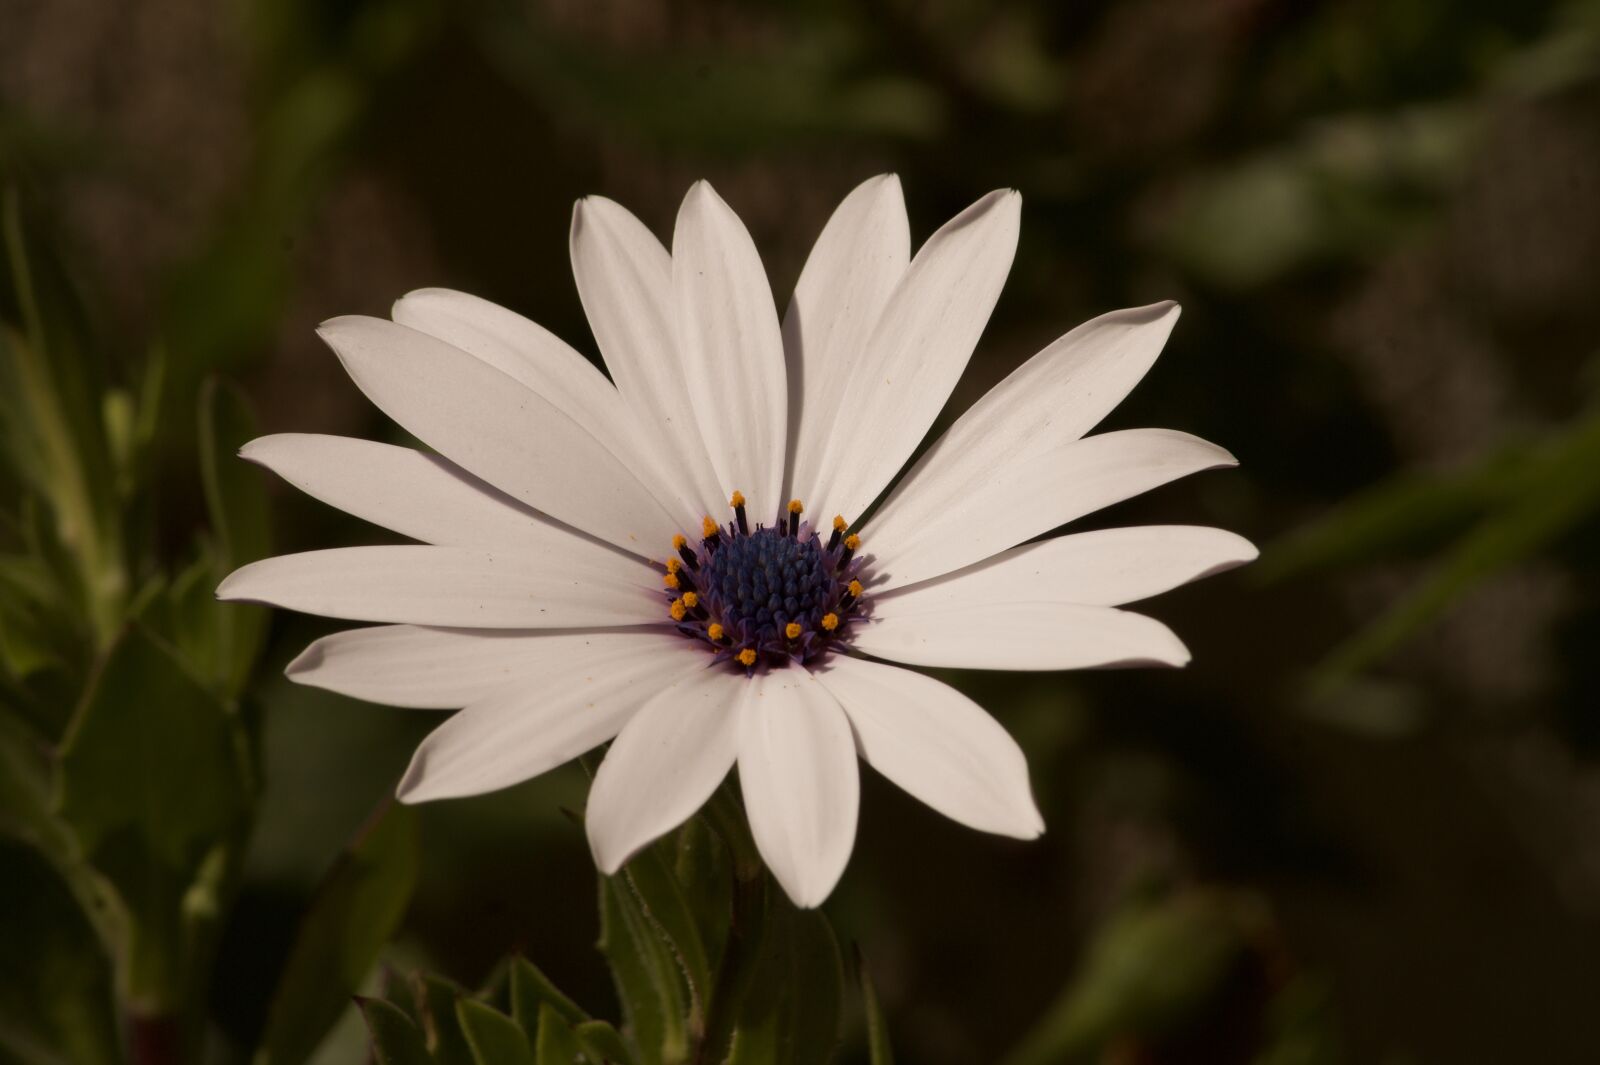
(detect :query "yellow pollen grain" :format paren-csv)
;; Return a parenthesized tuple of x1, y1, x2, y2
(666, 557, 681, 573)
(672, 533, 687, 550)
(737, 648, 758, 667)
(702, 516, 718, 537)
(663, 573, 679, 590)
(832, 515, 847, 531)
(729, 490, 746, 508)
(708, 623, 725, 641)
(821, 612, 839, 631)
(848, 579, 863, 597)
(682, 592, 699, 609)
(785, 622, 802, 639)
(788, 498, 804, 514)
(844, 533, 861, 550)
(669, 598, 687, 621)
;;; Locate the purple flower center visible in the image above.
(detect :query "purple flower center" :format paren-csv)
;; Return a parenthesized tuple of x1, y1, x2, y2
(663, 496, 864, 671)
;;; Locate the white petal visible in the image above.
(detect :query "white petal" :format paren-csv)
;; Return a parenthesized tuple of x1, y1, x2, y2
(737, 669, 859, 908)
(865, 428, 1237, 590)
(241, 433, 588, 550)
(286, 626, 680, 710)
(570, 197, 724, 524)
(806, 189, 1021, 525)
(317, 315, 679, 555)
(217, 545, 657, 628)
(783, 175, 910, 511)
(391, 289, 612, 418)
(812, 656, 1042, 838)
(934, 302, 1181, 461)
(391, 289, 656, 496)
(851, 602, 1191, 671)
(673, 182, 788, 517)
(586, 667, 742, 873)
(878, 526, 1258, 612)
(396, 634, 703, 802)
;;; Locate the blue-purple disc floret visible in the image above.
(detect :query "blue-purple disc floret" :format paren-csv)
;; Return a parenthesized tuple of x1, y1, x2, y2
(663, 499, 865, 672)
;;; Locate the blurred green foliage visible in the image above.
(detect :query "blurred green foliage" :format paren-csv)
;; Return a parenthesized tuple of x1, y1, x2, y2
(346, 796, 867, 1065)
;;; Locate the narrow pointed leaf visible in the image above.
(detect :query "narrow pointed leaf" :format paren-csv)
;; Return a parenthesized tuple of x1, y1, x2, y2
(574, 1020, 636, 1065)
(0, 843, 121, 1065)
(56, 625, 253, 1010)
(534, 1003, 584, 1065)
(857, 949, 893, 1065)
(197, 377, 270, 696)
(361, 997, 436, 1065)
(414, 974, 476, 1065)
(457, 999, 535, 1065)
(726, 893, 843, 1065)
(620, 842, 714, 1031)
(509, 956, 588, 1031)
(671, 817, 732, 980)
(1000, 892, 1249, 1065)
(598, 874, 688, 1065)
(254, 804, 418, 1065)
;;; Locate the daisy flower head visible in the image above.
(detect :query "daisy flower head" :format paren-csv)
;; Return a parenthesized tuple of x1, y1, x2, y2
(219, 176, 1254, 907)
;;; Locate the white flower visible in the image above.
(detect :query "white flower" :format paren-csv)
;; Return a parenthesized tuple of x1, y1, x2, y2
(218, 176, 1254, 907)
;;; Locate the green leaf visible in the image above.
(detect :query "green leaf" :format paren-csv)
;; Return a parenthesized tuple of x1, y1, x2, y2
(534, 1003, 583, 1065)
(0, 193, 125, 646)
(670, 817, 732, 984)
(253, 803, 419, 1065)
(1256, 444, 1527, 582)
(621, 840, 715, 1031)
(726, 892, 844, 1065)
(0, 708, 128, 972)
(0, 694, 60, 843)
(695, 846, 768, 1064)
(573, 1020, 634, 1065)
(1001, 891, 1254, 1065)
(457, 999, 534, 1065)
(598, 872, 690, 1065)
(1311, 405, 1600, 691)
(55, 624, 253, 1012)
(855, 949, 893, 1065)
(413, 973, 476, 1065)
(0, 553, 69, 682)
(196, 376, 269, 697)
(0, 841, 120, 1065)
(0, 322, 124, 646)
(379, 965, 423, 1024)
(361, 996, 436, 1065)
(509, 956, 587, 1031)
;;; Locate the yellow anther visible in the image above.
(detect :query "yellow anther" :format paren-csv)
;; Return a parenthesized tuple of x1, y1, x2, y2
(788, 499, 804, 514)
(821, 612, 839, 631)
(848, 579, 863, 597)
(672, 533, 687, 550)
(666, 557, 681, 574)
(663, 572, 680, 590)
(737, 648, 758, 667)
(702, 515, 719, 538)
(785, 621, 802, 639)
(708, 623, 725, 641)
(844, 533, 861, 550)
(832, 515, 847, 532)
(729, 490, 746, 508)
(682, 591, 699, 609)
(669, 598, 687, 621)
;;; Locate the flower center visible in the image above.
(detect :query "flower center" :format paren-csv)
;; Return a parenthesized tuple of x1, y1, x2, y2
(663, 494, 865, 672)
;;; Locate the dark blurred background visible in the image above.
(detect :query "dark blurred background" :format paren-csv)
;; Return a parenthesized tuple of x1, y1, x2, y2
(4, 1, 1600, 1062)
